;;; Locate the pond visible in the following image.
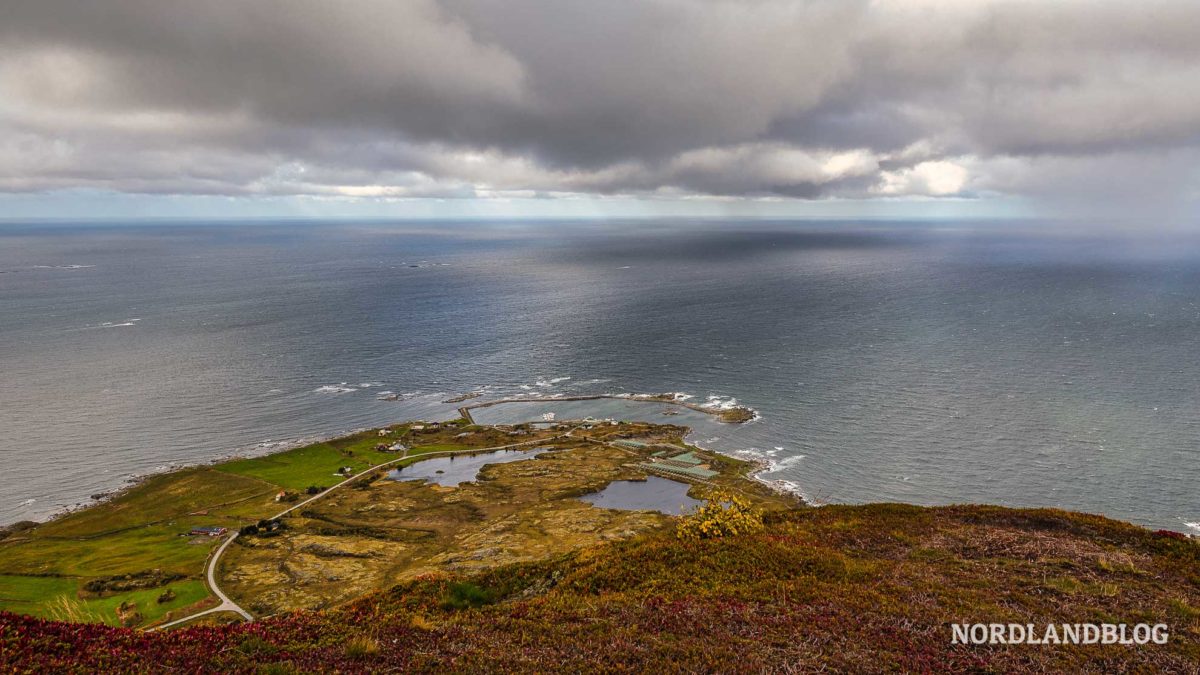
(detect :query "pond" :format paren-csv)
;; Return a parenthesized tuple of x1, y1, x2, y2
(388, 447, 552, 487)
(578, 475, 703, 516)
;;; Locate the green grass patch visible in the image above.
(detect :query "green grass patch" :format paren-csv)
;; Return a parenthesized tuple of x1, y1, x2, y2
(0, 574, 77, 613)
(1, 522, 219, 578)
(36, 469, 275, 538)
(216, 443, 377, 491)
(0, 576, 208, 627)
(409, 443, 472, 453)
(91, 579, 209, 626)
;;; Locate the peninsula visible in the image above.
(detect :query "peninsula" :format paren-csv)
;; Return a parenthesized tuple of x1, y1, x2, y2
(0, 404, 785, 630)
(1, 406, 1197, 672)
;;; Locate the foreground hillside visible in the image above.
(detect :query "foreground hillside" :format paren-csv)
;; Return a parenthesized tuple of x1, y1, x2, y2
(4, 504, 1197, 673)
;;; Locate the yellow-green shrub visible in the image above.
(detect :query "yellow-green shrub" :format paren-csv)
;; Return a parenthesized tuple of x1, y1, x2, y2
(676, 489, 764, 541)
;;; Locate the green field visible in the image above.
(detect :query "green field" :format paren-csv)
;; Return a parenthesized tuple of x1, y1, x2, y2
(216, 443, 374, 490)
(0, 575, 209, 626)
(36, 469, 276, 539)
(0, 423, 532, 628)
(404, 443, 472, 453)
(214, 429, 421, 490)
(0, 456, 292, 626)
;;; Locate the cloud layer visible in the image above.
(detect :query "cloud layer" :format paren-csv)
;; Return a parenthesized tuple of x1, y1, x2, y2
(1, 0, 1198, 211)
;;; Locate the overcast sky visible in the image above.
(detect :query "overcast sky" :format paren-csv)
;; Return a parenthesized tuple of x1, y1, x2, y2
(1, 0, 1198, 219)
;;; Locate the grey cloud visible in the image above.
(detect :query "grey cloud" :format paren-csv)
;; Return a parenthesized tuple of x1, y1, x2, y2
(0, 0, 1198, 207)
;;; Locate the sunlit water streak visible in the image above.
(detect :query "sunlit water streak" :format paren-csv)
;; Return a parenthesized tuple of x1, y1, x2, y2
(1, 220, 1196, 533)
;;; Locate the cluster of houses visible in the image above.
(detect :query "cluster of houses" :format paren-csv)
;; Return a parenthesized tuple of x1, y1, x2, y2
(238, 518, 285, 537)
(580, 417, 621, 430)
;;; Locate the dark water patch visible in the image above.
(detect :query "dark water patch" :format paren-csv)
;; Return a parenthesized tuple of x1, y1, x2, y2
(387, 447, 551, 487)
(579, 476, 703, 516)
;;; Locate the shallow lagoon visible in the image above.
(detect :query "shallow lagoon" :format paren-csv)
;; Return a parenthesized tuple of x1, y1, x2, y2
(388, 447, 551, 487)
(579, 475, 702, 516)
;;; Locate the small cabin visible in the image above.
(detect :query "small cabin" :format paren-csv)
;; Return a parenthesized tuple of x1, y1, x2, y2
(189, 526, 227, 538)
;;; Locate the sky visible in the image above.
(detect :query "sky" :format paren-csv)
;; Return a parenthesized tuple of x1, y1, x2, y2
(1, 0, 1198, 221)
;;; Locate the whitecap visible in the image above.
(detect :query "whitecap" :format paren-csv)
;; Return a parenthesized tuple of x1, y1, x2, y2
(87, 318, 141, 329)
(314, 383, 357, 394)
(770, 479, 816, 504)
(1186, 522, 1200, 535)
(702, 394, 740, 410)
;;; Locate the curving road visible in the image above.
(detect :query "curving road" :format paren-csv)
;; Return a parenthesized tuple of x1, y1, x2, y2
(153, 531, 252, 630)
(152, 427, 581, 631)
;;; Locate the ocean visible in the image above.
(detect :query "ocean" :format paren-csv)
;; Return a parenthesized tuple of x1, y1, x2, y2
(1, 219, 1196, 533)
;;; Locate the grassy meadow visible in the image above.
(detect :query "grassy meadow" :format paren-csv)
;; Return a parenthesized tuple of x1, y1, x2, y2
(0, 421, 526, 628)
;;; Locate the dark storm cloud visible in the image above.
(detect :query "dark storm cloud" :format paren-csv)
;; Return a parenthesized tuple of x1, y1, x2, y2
(0, 0, 1198, 206)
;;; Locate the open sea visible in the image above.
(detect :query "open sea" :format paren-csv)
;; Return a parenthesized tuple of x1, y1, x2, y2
(1, 219, 1197, 533)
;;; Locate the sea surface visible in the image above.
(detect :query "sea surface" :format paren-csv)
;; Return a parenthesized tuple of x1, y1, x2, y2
(1, 219, 1197, 533)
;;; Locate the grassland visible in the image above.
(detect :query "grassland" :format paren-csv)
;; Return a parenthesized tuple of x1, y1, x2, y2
(0, 420, 566, 628)
(4, 504, 1197, 672)
(0, 575, 209, 626)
